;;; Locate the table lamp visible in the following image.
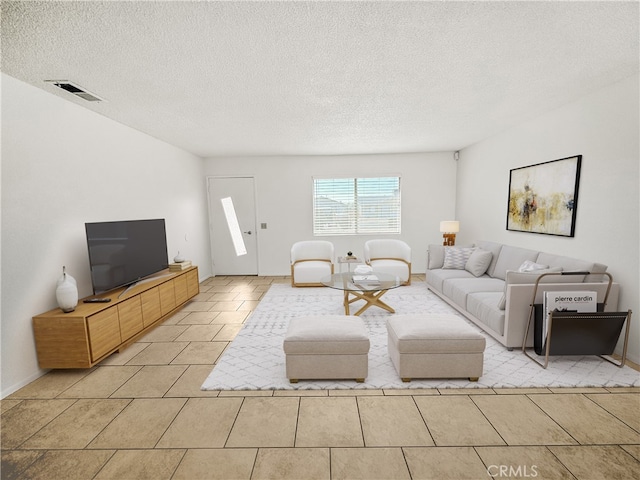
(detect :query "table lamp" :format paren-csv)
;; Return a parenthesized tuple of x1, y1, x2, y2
(440, 221, 460, 246)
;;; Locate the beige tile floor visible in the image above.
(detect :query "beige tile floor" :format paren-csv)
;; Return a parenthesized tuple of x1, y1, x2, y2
(2, 275, 639, 480)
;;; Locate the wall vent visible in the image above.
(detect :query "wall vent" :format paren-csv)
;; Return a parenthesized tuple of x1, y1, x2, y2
(45, 80, 104, 102)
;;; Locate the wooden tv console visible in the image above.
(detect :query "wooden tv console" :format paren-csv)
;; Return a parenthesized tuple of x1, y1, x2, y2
(32, 266, 199, 369)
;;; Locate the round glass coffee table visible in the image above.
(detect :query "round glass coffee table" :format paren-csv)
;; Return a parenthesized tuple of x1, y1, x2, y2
(321, 272, 403, 316)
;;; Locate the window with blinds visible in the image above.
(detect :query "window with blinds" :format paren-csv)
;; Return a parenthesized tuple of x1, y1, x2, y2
(313, 176, 401, 235)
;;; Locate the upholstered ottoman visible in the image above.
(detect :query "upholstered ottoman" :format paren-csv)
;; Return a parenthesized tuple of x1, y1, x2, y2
(283, 315, 370, 382)
(386, 314, 485, 381)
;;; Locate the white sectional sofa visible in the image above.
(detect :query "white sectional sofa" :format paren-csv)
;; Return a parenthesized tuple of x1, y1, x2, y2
(426, 241, 620, 349)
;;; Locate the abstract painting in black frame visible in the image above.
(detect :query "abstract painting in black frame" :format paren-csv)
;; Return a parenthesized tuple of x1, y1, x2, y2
(506, 155, 582, 237)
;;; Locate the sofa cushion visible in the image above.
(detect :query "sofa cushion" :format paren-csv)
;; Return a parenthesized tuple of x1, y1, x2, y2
(476, 240, 504, 277)
(535, 253, 598, 282)
(426, 268, 475, 293)
(427, 244, 445, 269)
(443, 246, 476, 269)
(585, 263, 609, 283)
(465, 249, 493, 277)
(497, 267, 575, 310)
(491, 245, 540, 280)
(466, 292, 506, 336)
(443, 276, 505, 310)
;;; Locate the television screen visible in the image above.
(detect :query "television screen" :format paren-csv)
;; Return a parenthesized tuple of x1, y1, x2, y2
(85, 219, 168, 294)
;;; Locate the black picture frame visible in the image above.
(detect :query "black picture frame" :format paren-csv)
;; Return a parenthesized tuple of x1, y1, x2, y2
(506, 155, 582, 237)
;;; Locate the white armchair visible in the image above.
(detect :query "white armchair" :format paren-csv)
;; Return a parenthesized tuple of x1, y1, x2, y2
(363, 239, 412, 285)
(290, 241, 335, 287)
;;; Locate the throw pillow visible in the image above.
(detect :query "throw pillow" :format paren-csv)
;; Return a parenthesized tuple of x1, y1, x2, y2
(497, 267, 564, 310)
(518, 260, 549, 272)
(443, 247, 476, 270)
(465, 249, 493, 277)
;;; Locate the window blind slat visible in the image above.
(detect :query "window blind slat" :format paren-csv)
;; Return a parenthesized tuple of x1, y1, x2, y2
(313, 177, 401, 236)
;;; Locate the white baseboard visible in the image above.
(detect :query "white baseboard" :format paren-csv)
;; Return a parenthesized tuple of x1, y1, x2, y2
(1, 369, 49, 399)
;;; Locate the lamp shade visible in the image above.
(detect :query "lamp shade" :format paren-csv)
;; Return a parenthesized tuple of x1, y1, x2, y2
(439, 220, 460, 233)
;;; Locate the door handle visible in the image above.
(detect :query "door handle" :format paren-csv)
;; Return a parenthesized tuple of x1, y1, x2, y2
(243, 231, 252, 235)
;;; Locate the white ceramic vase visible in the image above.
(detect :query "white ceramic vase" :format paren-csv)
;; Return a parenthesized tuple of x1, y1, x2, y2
(174, 251, 185, 263)
(56, 266, 78, 313)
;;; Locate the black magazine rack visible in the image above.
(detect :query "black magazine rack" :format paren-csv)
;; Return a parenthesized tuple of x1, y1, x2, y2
(522, 271, 631, 369)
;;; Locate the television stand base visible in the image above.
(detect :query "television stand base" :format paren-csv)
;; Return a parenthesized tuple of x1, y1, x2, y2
(33, 266, 199, 369)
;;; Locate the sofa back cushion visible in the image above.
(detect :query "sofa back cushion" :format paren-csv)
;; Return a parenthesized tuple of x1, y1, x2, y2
(476, 241, 504, 277)
(427, 244, 445, 269)
(535, 252, 604, 282)
(585, 263, 609, 282)
(491, 245, 540, 280)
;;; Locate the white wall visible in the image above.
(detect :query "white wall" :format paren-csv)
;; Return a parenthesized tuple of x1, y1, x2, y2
(1, 74, 213, 397)
(203, 152, 457, 276)
(457, 73, 640, 363)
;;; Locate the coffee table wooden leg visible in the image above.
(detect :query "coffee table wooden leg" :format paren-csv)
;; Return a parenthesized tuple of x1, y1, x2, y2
(353, 289, 394, 316)
(345, 292, 366, 313)
(370, 290, 395, 313)
(343, 290, 350, 315)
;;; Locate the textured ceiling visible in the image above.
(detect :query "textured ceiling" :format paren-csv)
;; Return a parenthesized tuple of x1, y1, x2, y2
(2, 1, 638, 157)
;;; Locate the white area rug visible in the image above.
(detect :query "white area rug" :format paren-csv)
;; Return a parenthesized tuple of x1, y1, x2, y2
(201, 282, 639, 390)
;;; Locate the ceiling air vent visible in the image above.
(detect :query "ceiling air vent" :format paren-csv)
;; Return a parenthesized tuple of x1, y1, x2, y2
(45, 80, 104, 102)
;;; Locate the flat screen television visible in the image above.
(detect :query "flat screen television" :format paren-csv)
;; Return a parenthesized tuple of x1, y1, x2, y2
(85, 219, 169, 294)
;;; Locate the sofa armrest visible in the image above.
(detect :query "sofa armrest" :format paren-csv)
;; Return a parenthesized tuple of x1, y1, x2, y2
(503, 282, 620, 349)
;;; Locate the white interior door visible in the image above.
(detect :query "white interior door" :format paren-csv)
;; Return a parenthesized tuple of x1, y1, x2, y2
(207, 176, 258, 275)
